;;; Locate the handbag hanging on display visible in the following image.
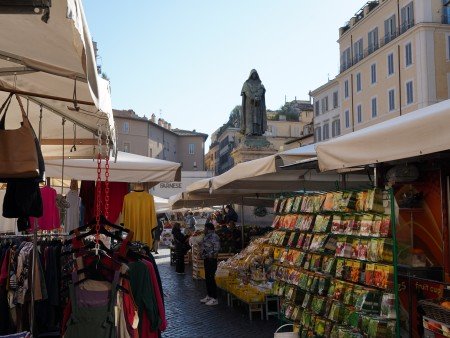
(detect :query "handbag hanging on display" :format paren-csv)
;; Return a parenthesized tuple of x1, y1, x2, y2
(0, 93, 45, 218)
(0, 93, 44, 181)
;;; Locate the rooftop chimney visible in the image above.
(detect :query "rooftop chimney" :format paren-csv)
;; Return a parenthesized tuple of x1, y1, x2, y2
(363, 4, 370, 16)
(158, 118, 163, 126)
(163, 121, 168, 129)
(168, 123, 172, 130)
(151, 114, 156, 123)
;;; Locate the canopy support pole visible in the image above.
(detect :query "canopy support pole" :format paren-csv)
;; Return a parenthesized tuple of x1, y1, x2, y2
(0, 49, 87, 81)
(25, 95, 101, 135)
(341, 173, 347, 190)
(30, 220, 38, 336)
(0, 85, 95, 106)
(240, 196, 245, 249)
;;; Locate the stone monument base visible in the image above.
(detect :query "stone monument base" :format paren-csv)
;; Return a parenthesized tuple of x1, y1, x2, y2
(231, 134, 277, 164)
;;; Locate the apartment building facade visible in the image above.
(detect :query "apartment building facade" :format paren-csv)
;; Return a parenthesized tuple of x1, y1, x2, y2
(312, 0, 450, 142)
(113, 109, 208, 171)
(311, 79, 342, 142)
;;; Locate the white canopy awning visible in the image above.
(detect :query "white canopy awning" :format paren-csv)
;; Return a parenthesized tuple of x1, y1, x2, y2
(0, 0, 116, 157)
(45, 151, 181, 184)
(316, 100, 450, 172)
(210, 144, 317, 192)
(186, 178, 211, 194)
(169, 192, 274, 210)
(154, 195, 170, 213)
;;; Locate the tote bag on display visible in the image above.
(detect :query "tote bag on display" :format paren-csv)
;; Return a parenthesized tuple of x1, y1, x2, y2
(0, 93, 43, 181)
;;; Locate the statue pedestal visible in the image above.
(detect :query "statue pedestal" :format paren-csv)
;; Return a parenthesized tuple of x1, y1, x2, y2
(231, 135, 277, 164)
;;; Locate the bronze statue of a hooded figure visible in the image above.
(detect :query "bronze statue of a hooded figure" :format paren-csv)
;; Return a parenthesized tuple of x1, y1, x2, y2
(240, 69, 267, 136)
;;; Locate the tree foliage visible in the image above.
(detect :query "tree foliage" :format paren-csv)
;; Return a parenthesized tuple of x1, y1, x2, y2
(229, 105, 241, 128)
(217, 105, 241, 138)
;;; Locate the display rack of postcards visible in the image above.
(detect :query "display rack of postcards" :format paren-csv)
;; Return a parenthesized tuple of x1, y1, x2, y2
(269, 189, 399, 338)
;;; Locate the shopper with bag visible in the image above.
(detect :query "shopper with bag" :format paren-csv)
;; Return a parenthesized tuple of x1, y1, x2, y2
(171, 222, 190, 274)
(200, 222, 221, 306)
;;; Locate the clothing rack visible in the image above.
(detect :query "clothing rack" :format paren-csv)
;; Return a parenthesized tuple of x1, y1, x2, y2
(0, 233, 71, 239)
(0, 228, 70, 336)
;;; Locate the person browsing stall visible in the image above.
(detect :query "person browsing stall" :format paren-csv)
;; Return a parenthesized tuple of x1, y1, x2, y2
(200, 222, 221, 306)
(171, 222, 190, 274)
(224, 204, 238, 224)
(185, 211, 197, 233)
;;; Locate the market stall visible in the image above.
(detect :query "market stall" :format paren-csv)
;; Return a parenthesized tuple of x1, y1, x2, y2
(314, 100, 450, 337)
(216, 189, 400, 336)
(0, 3, 171, 337)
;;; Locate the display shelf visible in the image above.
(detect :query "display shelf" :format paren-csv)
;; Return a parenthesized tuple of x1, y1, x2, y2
(398, 207, 425, 212)
(271, 189, 399, 338)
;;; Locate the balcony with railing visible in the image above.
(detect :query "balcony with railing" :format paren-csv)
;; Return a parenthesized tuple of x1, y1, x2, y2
(339, 20, 414, 73)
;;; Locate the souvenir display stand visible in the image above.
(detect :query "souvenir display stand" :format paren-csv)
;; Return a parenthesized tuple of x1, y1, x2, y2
(215, 188, 401, 337)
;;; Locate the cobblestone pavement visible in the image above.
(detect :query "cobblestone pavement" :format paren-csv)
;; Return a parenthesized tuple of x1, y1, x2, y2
(155, 247, 279, 338)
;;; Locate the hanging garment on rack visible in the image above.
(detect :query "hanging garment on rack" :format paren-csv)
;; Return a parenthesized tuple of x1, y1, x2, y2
(116, 275, 139, 338)
(95, 182, 129, 224)
(64, 190, 80, 233)
(122, 191, 157, 247)
(79, 181, 95, 225)
(0, 237, 68, 337)
(64, 271, 119, 338)
(128, 261, 161, 337)
(127, 243, 164, 305)
(0, 248, 11, 335)
(30, 186, 60, 230)
(3, 181, 42, 219)
(15, 242, 33, 305)
(142, 259, 166, 332)
(0, 190, 16, 234)
(61, 265, 138, 338)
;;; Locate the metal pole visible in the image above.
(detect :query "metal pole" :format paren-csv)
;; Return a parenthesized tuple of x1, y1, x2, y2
(0, 85, 95, 106)
(30, 220, 38, 336)
(369, 164, 379, 188)
(240, 196, 245, 249)
(341, 173, 347, 190)
(389, 188, 401, 338)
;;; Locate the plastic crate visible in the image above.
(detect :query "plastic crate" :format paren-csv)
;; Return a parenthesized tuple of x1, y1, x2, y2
(419, 299, 450, 325)
(423, 316, 450, 337)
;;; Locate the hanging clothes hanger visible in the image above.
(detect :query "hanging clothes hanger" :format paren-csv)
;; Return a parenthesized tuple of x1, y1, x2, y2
(74, 224, 124, 243)
(132, 182, 145, 192)
(64, 261, 129, 294)
(76, 249, 128, 281)
(69, 215, 130, 236)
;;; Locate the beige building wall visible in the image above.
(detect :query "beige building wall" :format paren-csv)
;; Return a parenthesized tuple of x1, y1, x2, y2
(313, 0, 450, 138)
(114, 110, 208, 172)
(266, 120, 304, 138)
(177, 136, 205, 171)
(435, 27, 450, 100)
(148, 125, 178, 161)
(114, 116, 148, 156)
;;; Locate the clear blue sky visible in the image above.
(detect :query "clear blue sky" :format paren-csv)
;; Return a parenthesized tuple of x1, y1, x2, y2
(84, 1, 365, 148)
